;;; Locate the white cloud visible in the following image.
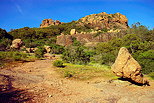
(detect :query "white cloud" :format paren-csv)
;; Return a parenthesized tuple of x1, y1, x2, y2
(11, 0, 24, 15)
(15, 4, 23, 15)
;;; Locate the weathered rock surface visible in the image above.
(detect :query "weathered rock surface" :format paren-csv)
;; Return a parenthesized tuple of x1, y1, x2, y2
(56, 32, 115, 46)
(78, 12, 128, 30)
(10, 39, 23, 49)
(70, 29, 76, 35)
(40, 19, 62, 28)
(111, 47, 148, 84)
(56, 34, 73, 46)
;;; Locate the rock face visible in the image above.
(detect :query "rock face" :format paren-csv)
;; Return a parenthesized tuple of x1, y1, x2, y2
(40, 19, 62, 28)
(56, 32, 115, 46)
(111, 47, 148, 84)
(56, 34, 73, 46)
(10, 39, 23, 49)
(78, 12, 128, 30)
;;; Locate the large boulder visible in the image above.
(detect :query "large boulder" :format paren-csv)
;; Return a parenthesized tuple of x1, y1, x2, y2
(70, 29, 76, 35)
(10, 39, 23, 49)
(111, 47, 148, 84)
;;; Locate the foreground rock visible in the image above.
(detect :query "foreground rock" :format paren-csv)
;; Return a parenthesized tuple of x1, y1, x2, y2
(111, 47, 148, 84)
(10, 39, 23, 49)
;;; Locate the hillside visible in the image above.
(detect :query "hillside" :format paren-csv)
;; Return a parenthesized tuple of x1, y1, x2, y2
(0, 12, 154, 102)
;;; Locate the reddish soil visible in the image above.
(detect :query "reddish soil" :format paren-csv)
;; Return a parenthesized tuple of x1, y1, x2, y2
(0, 59, 154, 103)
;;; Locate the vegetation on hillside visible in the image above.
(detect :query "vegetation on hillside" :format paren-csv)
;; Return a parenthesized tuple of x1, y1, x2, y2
(0, 21, 153, 76)
(62, 23, 154, 74)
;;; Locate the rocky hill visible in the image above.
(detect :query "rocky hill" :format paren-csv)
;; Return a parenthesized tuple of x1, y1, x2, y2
(77, 12, 128, 30)
(56, 12, 129, 46)
(40, 12, 128, 30)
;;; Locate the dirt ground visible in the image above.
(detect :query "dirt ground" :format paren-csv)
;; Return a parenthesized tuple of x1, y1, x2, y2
(0, 59, 154, 103)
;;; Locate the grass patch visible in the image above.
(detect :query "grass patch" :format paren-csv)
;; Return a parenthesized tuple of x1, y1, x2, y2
(0, 51, 37, 68)
(147, 72, 154, 80)
(57, 63, 116, 80)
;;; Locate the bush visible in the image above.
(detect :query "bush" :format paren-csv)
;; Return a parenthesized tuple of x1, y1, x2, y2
(101, 53, 116, 66)
(148, 72, 154, 80)
(63, 71, 74, 78)
(34, 46, 45, 58)
(53, 60, 64, 67)
(0, 51, 28, 61)
(62, 46, 91, 65)
(136, 50, 154, 74)
(49, 44, 64, 54)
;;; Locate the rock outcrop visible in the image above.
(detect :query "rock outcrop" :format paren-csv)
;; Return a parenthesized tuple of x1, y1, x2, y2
(78, 12, 128, 30)
(56, 31, 115, 46)
(111, 47, 148, 84)
(40, 19, 62, 28)
(56, 34, 73, 46)
(10, 39, 23, 49)
(70, 29, 76, 35)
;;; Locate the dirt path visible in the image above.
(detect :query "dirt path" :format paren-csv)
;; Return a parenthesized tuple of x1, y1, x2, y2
(0, 59, 154, 103)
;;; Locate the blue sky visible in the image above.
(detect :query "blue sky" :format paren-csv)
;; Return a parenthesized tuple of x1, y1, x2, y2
(0, 0, 154, 31)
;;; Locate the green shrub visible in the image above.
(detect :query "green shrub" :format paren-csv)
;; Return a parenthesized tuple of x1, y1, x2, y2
(53, 60, 64, 67)
(0, 51, 28, 61)
(62, 46, 91, 65)
(34, 46, 45, 58)
(101, 53, 116, 66)
(136, 50, 154, 74)
(63, 71, 74, 78)
(148, 72, 154, 80)
(49, 44, 64, 54)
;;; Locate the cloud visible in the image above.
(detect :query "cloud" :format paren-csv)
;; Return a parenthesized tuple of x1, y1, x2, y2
(15, 4, 24, 15)
(11, 0, 24, 15)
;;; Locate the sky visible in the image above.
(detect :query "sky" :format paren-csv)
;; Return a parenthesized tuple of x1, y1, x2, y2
(0, 0, 154, 31)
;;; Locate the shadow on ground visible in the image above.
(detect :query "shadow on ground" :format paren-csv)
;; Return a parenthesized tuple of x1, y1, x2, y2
(0, 74, 33, 103)
(118, 77, 150, 86)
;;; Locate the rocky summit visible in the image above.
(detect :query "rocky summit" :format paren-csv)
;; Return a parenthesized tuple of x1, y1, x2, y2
(40, 12, 128, 29)
(40, 19, 62, 28)
(77, 12, 128, 30)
